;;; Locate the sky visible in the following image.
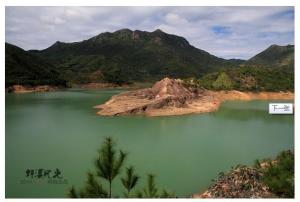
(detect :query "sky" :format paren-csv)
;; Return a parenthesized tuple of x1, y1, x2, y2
(5, 6, 294, 59)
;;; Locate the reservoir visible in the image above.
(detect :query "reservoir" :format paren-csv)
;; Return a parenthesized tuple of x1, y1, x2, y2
(5, 89, 294, 198)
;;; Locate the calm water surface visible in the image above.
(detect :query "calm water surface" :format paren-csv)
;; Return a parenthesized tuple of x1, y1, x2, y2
(5, 89, 294, 198)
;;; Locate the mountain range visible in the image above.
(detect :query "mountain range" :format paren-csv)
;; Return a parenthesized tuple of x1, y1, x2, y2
(5, 29, 294, 88)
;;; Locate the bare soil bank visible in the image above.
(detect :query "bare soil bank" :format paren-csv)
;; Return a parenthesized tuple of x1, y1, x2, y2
(6, 85, 64, 93)
(6, 82, 148, 93)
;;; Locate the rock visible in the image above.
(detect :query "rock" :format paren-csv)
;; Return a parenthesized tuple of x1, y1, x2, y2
(151, 78, 199, 100)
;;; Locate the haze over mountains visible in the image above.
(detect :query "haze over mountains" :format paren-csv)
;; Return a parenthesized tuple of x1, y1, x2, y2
(5, 29, 294, 87)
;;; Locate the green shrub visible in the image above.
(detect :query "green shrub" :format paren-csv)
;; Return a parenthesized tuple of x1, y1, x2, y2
(262, 150, 294, 198)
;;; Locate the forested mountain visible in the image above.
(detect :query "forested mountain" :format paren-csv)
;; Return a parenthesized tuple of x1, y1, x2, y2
(5, 29, 294, 89)
(29, 29, 242, 84)
(5, 43, 67, 87)
(246, 44, 294, 68)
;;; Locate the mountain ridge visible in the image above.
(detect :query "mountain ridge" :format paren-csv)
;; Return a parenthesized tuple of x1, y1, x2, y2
(5, 29, 294, 87)
(26, 29, 243, 84)
(246, 44, 294, 67)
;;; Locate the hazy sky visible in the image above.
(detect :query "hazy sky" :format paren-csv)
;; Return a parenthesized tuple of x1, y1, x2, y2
(5, 6, 294, 59)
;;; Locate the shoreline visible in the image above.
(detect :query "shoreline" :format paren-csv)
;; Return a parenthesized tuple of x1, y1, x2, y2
(71, 82, 130, 89)
(6, 85, 66, 93)
(7, 82, 152, 93)
(95, 90, 294, 117)
(141, 91, 294, 117)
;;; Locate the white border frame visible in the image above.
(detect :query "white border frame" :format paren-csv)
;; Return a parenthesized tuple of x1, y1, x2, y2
(1, 1, 298, 202)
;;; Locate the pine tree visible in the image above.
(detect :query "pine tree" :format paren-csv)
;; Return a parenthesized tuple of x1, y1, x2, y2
(67, 172, 108, 198)
(68, 186, 78, 198)
(142, 174, 159, 198)
(160, 189, 176, 198)
(95, 137, 127, 198)
(83, 172, 108, 198)
(121, 166, 139, 197)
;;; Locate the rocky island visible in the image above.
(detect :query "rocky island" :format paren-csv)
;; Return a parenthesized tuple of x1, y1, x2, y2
(94, 78, 294, 117)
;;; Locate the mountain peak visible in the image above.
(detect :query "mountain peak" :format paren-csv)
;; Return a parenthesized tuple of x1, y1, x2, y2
(54, 41, 63, 45)
(47, 41, 64, 49)
(153, 29, 164, 33)
(114, 28, 133, 34)
(247, 44, 294, 67)
(267, 44, 294, 50)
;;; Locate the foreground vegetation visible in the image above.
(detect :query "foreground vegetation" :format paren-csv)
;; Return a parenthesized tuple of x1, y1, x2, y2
(198, 150, 294, 198)
(256, 150, 294, 198)
(68, 137, 294, 198)
(68, 137, 175, 198)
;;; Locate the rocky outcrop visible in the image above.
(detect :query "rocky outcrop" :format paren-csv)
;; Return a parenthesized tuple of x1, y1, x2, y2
(95, 78, 219, 116)
(94, 78, 294, 117)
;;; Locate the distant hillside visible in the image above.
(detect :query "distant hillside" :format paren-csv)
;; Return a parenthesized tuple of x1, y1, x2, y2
(246, 44, 294, 68)
(5, 43, 67, 87)
(184, 65, 294, 92)
(30, 29, 242, 84)
(183, 44, 294, 92)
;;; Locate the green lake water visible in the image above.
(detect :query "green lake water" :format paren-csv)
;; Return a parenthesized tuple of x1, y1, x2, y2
(5, 89, 294, 198)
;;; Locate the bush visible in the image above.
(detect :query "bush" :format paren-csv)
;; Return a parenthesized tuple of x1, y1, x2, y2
(262, 150, 294, 198)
